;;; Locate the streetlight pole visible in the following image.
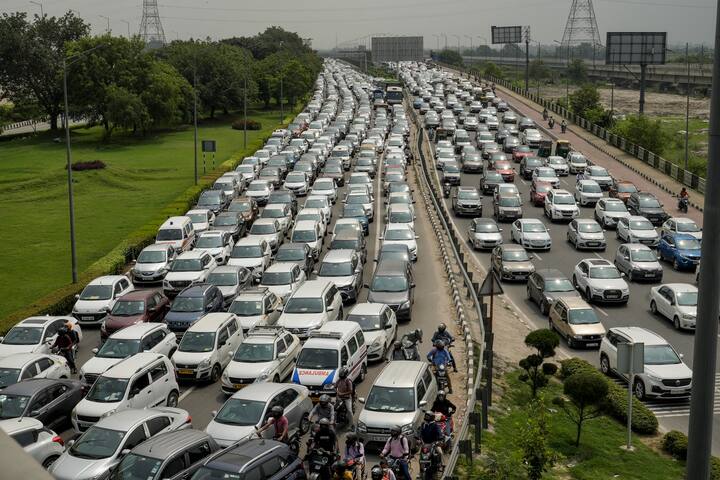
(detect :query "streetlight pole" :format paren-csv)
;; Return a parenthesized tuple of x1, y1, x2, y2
(243, 76, 248, 149)
(29, 0, 43, 17)
(120, 20, 130, 38)
(99, 15, 110, 34)
(465, 35, 473, 55)
(193, 69, 198, 185)
(685, 42, 691, 171)
(279, 41, 284, 125)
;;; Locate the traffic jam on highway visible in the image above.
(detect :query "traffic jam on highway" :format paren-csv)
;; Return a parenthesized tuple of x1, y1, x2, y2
(401, 61, 702, 419)
(0, 60, 460, 480)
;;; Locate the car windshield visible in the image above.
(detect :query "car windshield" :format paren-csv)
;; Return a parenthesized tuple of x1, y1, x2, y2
(96, 339, 141, 359)
(389, 212, 413, 223)
(306, 199, 326, 209)
(522, 223, 546, 233)
(502, 250, 530, 261)
(676, 221, 700, 233)
(284, 297, 323, 314)
(589, 167, 609, 177)
(70, 427, 125, 460)
(200, 192, 222, 202)
(215, 216, 238, 227)
(276, 248, 304, 262)
(371, 275, 408, 292)
(639, 197, 661, 208)
(589, 266, 621, 279)
(195, 236, 224, 248)
(170, 258, 202, 272)
(0, 369, 20, 389)
(644, 345, 681, 365)
(578, 223, 602, 233)
(229, 202, 251, 212)
(261, 271, 292, 285)
(385, 227, 414, 240)
(474, 222, 499, 232)
(331, 240, 360, 250)
(208, 272, 239, 287)
(535, 184, 551, 193)
(346, 195, 370, 205)
(314, 180, 334, 190)
(171, 296, 204, 313)
(676, 291, 698, 306)
(2, 327, 42, 345)
(458, 191, 480, 200)
(617, 184, 637, 193)
(545, 279, 574, 292)
(630, 220, 654, 231)
(365, 386, 415, 413)
(214, 398, 266, 426)
(677, 239, 701, 250)
(233, 244, 265, 259)
(296, 348, 338, 369)
(80, 285, 113, 301)
(499, 197, 521, 207)
(179, 332, 216, 353)
(343, 206, 367, 217)
(568, 309, 599, 325)
(292, 230, 317, 242)
(319, 262, 353, 276)
(536, 168, 555, 177)
(111, 453, 164, 480)
(605, 201, 628, 212)
(554, 195, 575, 205)
(250, 224, 276, 235)
(583, 184, 602, 193)
(548, 158, 565, 165)
(445, 165, 460, 173)
(233, 343, 274, 363)
(630, 249, 657, 262)
(0, 394, 29, 418)
(527, 159, 543, 167)
(297, 214, 321, 224)
(286, 174, 306, 183)
(156, 229, 183, 241)
(137, 250, 166, 263)
(229, 300, 262, 316)
(86, 377, 128, 403)
(248, 183, 268, 192)
(347, 314, 383, 331)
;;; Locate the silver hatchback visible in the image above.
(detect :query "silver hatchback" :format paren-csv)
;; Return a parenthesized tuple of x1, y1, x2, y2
(1, 417, 65, 468)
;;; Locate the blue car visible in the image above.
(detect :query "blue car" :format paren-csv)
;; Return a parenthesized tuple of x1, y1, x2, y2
(658, 233, 701, 271)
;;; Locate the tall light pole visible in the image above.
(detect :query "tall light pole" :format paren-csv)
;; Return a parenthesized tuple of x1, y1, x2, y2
(432, 34, 440, 51)
(554, 40, 570, 107)
(243, 76, 248, 149)
(99, 15, 110, 34)
(29, 0, 43, 17)
(685, 42, 691, 170)
(63, 42, 106, 284)
(465, 35, 473, 55)
(452, 34, 461, 54)
(441, 33, 448, 50)
(120, 19, 130, 38)
(193, 68, 198, 185)
(279, 41, 284, 125)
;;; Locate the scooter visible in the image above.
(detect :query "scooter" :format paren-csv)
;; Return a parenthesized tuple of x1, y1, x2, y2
(400, 330, 423, 361)
(678, 196, 689, 213)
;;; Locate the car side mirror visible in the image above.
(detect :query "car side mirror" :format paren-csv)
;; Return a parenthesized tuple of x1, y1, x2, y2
(275, 306, 284, 312)
(92, 348, 99, 354)
(679, 353, 684, 359)
(211, 410, 217, 418)
(75, 294, 80, 299)
(30, 410, 41, 417)
(121, 449, 131, 457)
(358, 397, 366, 404)
(624, 256, 630, 261)
(419, 400, 428, 408)
(67, 439, 75, 448)
(410, 282, 416, 288)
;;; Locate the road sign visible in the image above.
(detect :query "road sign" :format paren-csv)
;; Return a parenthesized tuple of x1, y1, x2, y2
(201, 140, 216, 152)
(478, 271, 504, 296)
(491, 26, 522, 45)
(617, 342, 644, 375)
(606, 32, 667, 65)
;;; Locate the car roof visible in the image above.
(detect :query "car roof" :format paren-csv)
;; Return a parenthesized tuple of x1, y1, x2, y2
(535, 269, 567, 280)
(518, 218, 543, 225)
(231, 382, 292, 400)
(1, 378, 68, 395)
(348, 302, 385, 315)
(586, 258, 613, 266)
(551, 189, 572, 196)
(322, 249, 355, 263)
(235, 237, 265, 246)
(118, 290, 158, 301)
(610, 327, 668, 346)
(234, 288, 270, 301)
(672, 217, 696, 223)
(177, 250, 207, 259)
(375, 259, 409, 275)
(87, 275, 127, 286)
(0, 353, 50, 369)
(278, 242, 308, 251)
(142, 243, 173, 252)
(293, 279, 331, 296)
(204, 439, 289, 472)
(559, 297, 593, 309)
(662, 283, 697, 292)
(265, 262, 297, 273)
(160, 216, 191, 228)
(110, 323, 166, 339)
(294, 220, 319, 230)
(18, 316, 74, 327)
(131, 429, 212, 459)
(627, 215, 651, 222)
(178, 285, 214, 297)
(188, 313, 236, 333)
(96, 408, 172, 430)
(667, 233, 697, 240)
(103, 353, 167, 379)
(501, 244, 525, 252)
(0, 417, 44, 435)
(212, 265, 245, 275)
(198, 230, 225, 237)
(374, 360, 426, 388)
(253, 218, 278, 226)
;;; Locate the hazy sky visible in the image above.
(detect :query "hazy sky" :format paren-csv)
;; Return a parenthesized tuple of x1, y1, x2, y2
(2, 0, 716, 49)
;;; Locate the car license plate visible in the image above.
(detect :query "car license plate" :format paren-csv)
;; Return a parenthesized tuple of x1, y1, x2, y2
(586, 342, 599, 348)
(178, 369, 194, 375)
(81, 316, 95, 321)
(645, 272, 655, 278)
(587, 242, 599, 247)
(607, 294, 619, 299)
(233, 384, 246, 390)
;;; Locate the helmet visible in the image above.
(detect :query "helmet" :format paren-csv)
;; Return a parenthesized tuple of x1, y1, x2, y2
(271, 406, 283, 418)
(319, 418, 331, 427)
(438, 323, 446, 333)
(424, 411, 435, 422)
(319, 394, 330, 405)
(59, 326, 69, 335)
(437, 389, 446, 398)
(338, 367, 349, 379)
(393, 341, 402, 349)
(414, 328, 423, 341)
(390, 426, 401, 437)
(435, 340, 445, 349)
(345, 432, 358, 444)
(371, 466, 384, 480)
(333, 460, 347, 472)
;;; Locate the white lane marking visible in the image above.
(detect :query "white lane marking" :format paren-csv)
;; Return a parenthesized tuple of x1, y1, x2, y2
(178, 386, 195, 403)
(532, 252, 543, 261)
(519, 177, 527, 185)
(596, 307, 609, 317)
(593, 252, 605, 260)
(561, 179, 570, 187)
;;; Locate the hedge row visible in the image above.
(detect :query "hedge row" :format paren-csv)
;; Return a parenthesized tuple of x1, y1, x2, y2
(559, 358, 658, 434)
(231, 119, 262, 131)
(0, 120, 279, 333)
(662, 430, 720, 479)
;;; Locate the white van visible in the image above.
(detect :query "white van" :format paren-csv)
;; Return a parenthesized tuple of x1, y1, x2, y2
(292, 321, 368, 400)
(156, 216, 195, 252)
(172, 312, 243, 383)
(277, 280, 343, 339)
(72, 353, 179, 432)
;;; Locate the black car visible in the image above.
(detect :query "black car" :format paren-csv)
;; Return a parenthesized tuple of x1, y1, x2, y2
(626, 192, 669, 226)
(267, 190, 298, 215)
(212, 212, 246, 241)
(329, 231, 368, 264)
(196, 189, 229, 214)
(184, 438, 305, 480)
(366, 259, 415, 321)
(479, 171, 505, 195)
(520, 157, 544, 180)
(376, 243, 412, 267)
(275, 243, 315, 275)
(163, 284, 224, 338)
(526, 269, 581, 315)
(0, 378, 83, 430)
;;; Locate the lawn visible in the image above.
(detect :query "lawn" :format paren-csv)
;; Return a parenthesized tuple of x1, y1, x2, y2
(0, 109, 282, 320)
(455, 371, 685, 480)
(658, 116, 709, 177)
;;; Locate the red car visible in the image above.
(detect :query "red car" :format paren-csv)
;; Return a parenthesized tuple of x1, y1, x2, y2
(512, 145, 534, 163)
(493, 160, 516, 182)
(101, 290, 170, 340)
(609, 180, 639, 203)
(530, 181, 553, 207)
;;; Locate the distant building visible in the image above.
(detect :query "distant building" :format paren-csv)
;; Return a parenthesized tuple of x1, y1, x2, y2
(371, 36, 423, 63)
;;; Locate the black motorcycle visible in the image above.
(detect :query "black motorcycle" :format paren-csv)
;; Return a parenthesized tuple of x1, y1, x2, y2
(434, 364, 450, 393)
(418, 441, 444, 480)
(306, 448, 337, 480)
(678, 196, 689, 213)
(442, 182, 451, 198)
(334, 397, 355, 429)
(400, 330, 423, 361)
(384, 455, 412, 480)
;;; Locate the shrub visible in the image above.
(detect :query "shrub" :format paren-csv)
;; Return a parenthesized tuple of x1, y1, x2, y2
(231, 119, 262, 131)
(662, 430, 688, 460)
(71, 160, 106, 171)
(559, 358, 597, 379)
(712, 457, 720, 480)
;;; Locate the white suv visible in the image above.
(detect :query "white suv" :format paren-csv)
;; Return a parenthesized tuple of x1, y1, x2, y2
(544, 189, 579, 222)
(72, 276, 134, 325)
(600, 326, 692, 400)
(572, 258, 629, 304)
(163, 251, 217, 296)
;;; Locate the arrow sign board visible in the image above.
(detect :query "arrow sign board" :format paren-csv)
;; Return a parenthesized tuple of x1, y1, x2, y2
(478, 271, 504, 296)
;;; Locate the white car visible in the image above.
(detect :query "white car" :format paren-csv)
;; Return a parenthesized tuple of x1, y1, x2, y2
(346, 303, 397, 362)
(567, 152, 588, 174)
(131, 244, 177, 285)
(574, 179, 603, 206)
(600, 327, 692, 399)
(259, 262, 307, 302)
(245, 180, 273, 205)
(227, 237, 272, 282)
(296, 208, 328, 238)
(221, 326, 301, 393)
(260, 204, 293, 235)
(522, 128, 543, 147)
(583, 165, 613, 189)
(567, 219, 606, 251)
(650, 283, 697, 330)
(660, 217, 702, 241)
(207, 265, 252, 306)
(594, 198, 631, 229)
(545, 156, 569, 176)
(72, 276, 134, 325)
(0, 353, 70, 390)
(235, 163, 258, 184)
(532, 167, 560, 188)
(0, 316, 82, 359)
(304, 195, 333, 225)
(311, 178, 338, 203)
(333, 218, 364, 240)
(572, 258, 629, 304)
(467, 218, 504, 250)
(163, 251, 218, 296)
(510, 218, 552, 250)
(284, 172, 310, 196)
(193, 230, 235, 265)
(617, 216, 660, 247)
(185, 208, 215, 233)
(544, 189, 579, 221)
(381, 223, 419, 261)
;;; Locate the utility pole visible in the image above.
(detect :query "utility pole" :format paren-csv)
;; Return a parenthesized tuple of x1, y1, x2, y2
(120, 19, 131, 38)
(685, 42, 691, 170)
(99, 15, 110, 34)
(193, 69, 198, 185)
(524, 27, 531, 92)
(29, 0, 43, 17)
(442, 33, 448, 50)
(243, 76, 248, 149)
(280, 75, 284, 124)
(465, 35, 473, 55)
(686, 0, 720, 476)
(433, 34, 440, 51)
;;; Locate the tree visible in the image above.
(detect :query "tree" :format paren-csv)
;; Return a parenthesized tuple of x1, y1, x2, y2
(553, 372, 608, 446)
(0, 11, 90, 130)
(569, 84, 601, 117)
(105, 85, 149, 134)
(279, 59, 313, 108)
(567, 58, 588, 83)
(483, 62, 503, 79)
(519, 329, 559, 397)
(519, 399, 557, 480)
(140, 61, 193, 127)
(612, 115, 670, 154)
(436, 48, 464, 67)
(529, 60, 551, 81)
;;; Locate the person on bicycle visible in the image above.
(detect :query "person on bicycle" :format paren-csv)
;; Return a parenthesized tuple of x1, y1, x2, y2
(344, 433, 365, 477)
(380, 427, 411, 480)
(52, 326, 77, 374)
(255, 405, 289, 442)
(335, 367, 354, 425)
(310, 394, 336, 425)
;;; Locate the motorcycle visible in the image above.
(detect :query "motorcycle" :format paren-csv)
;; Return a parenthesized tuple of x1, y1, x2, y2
(287, 430, 302, 456)
(334, 397, 355, 430)
(442, 182, 451, 198)
(384, 455, 412, 480)
(342, 457, 365, 480)
(306, 448, 337, 480)
(433, 364, 450, 393)
(678, 196, 689, 213)
(418, 441, 444, 480)
(400, 331, 422, 361)
(434, 410, 454, 450)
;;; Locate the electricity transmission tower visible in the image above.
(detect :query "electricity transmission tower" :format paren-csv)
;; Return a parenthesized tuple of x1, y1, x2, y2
(139, 0, 166, 48)
(560, 0, 601, 63)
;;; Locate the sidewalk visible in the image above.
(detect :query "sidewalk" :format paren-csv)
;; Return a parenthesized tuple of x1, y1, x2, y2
(495, 84, 705, 226)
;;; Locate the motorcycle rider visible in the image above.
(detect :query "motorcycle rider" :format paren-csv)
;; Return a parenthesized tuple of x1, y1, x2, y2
(309, 417, 338, 453)
(548, 116, 555, 129)
(310, 394, 336, 425)
(431, 390, 457, 437)
(52, 326, 77, 374)
(419, 411, 445, 455)
(380, 427, 411, 480)
(371, 463, 396, 480)
(255, 405, 289, 442)
(335, 367, 354, 427)
(542, 108, 548, 120)
(431, 324, 457, 372)
(332, 460, 353, 480)
(344, 433, 365, 478)
(561, 119, 567, 133)
(427, 340, 453, 394)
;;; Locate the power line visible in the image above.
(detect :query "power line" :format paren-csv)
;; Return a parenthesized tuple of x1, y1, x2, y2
(596, 0, 713, 8)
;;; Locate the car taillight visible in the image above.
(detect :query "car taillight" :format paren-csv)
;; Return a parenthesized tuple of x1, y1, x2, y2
(52, 436, 64, 446)
(185, 416, 192, 424)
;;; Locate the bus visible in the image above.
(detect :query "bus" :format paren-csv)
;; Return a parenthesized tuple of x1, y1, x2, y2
(386, 86, 403, 105)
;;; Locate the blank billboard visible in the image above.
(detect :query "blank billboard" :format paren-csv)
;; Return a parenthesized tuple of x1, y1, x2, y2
(491, 26, 522, 44)
(606, 32, 667, 65)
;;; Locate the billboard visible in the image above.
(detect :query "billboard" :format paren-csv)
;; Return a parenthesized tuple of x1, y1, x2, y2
(371, 36, 424, 63)
(491, 26, 522, 44)
(606, 32, 667, 65)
